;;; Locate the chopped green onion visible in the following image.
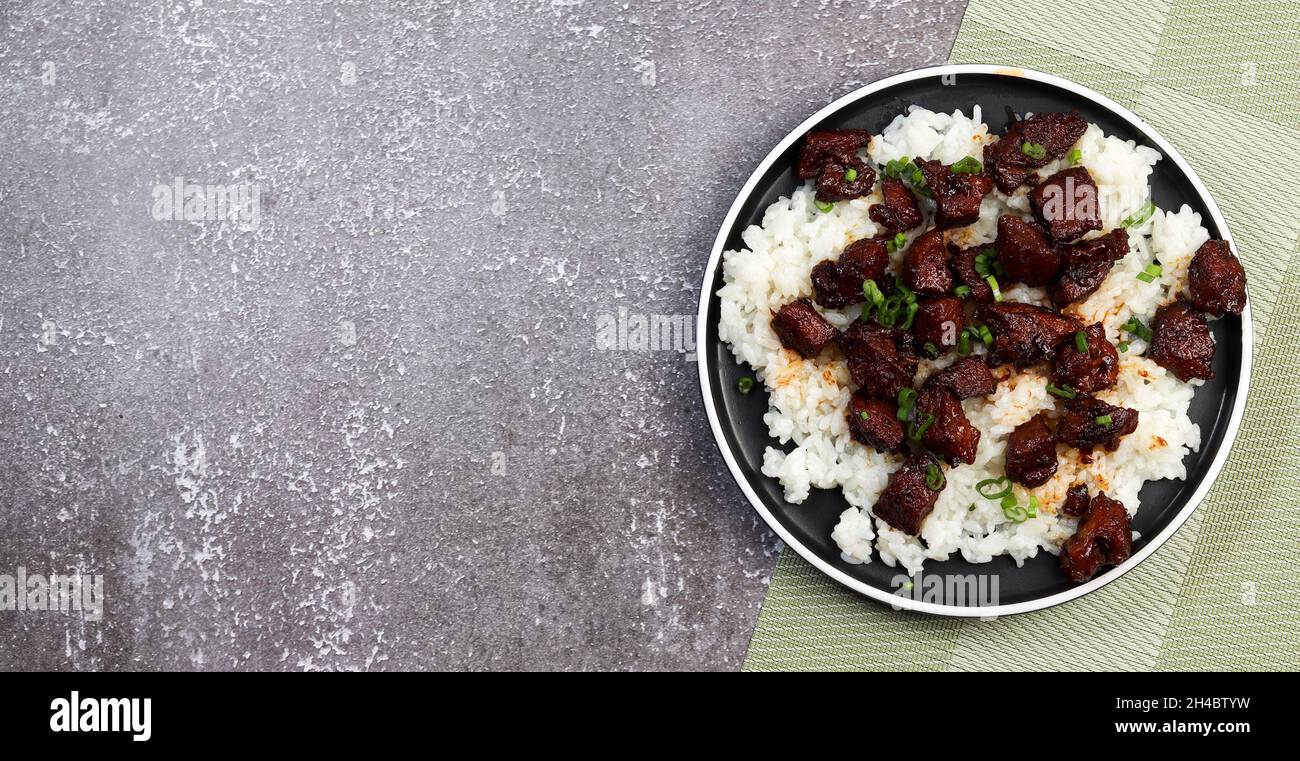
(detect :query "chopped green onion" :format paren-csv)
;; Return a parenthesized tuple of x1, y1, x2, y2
(878, 295, 903, 326)
(974, 248, 996, 278)
(1117, 341, 1130, 353)
(899, 301, 919, 330)
(985, 275, 1003, 301)
(737, 376, 755, 394)
(1095, 415, 1113, 426)
(923, 341, 939, 358)
(815, 199, 834, 213)
(978, 325, 993, 344)
(950, 156, 983, 174)
(1075, 330, 1089, 354)
(925, 462, 945, 491)
(976, 477, 1013, 500)
(886, 232, 908, 253)
(968, 504, 977, 512)
(958, 330, 971, 355)
(893, 275, 915, 302)
(1136, 262, 1163, 283)
(844, 167, 858, 182)
(1020, 141, 1047, 160)
(909, 412, 936, 441)
(1122, 317, 1154, 342)
(1025, 495, 1039, 518)
(863, 279, 884, 307)
(1066, 147, 1082, 166)
(1046, 383, 1077, 399)
(1121, 201, 1156, 229)
(859, 410, 871, 421)
(1001, 494, 1027, 522)
(955, 285, 972, 300)
(896, 388, 917, 420)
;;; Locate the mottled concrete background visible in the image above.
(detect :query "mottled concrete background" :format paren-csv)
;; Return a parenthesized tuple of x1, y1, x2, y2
(0, 0, 965, 670)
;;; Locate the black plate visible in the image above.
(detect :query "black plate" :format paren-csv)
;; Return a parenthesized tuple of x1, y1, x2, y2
(698, 67, 1249, 615)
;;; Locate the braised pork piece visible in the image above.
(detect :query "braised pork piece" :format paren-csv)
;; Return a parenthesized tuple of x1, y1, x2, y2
(912, 296, 965, 351)
(915, 386, 981, 465)
(1187, 240, 1247, 316)
(847, 393, 907, 454)
(924, 356, 996, 399)
(869, 176, 924, 232)
(811, 237, 890, 309)
(1147, 301, 1216, 381)
(796, 129, 876, 202)
(915, 158, 993, 229)
(1056, 395, 1139, 452)
(977, 301, 1084, 366)
(1060, 483, 1090, 517)
(872, 452, 944, 535)
(996, 214, 1061, 286)
(1005, 413, 1058, 487)
(1049, 229, 1129, 307)
(771, 299, 837, 358)
(839, 320, 919, 400)
(1029, 166, 1102, 242)
(1051, 322, 1119, 393)
(985, 111, 1088, 193)
(901, 228, 953, 295)
(1060, 492, 1132, 583)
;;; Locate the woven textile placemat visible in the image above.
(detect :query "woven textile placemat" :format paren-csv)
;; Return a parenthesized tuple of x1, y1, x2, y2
(742, 0, 1300, 671)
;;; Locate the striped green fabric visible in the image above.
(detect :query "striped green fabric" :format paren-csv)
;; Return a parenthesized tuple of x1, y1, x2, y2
(743, 0, 1300, 671)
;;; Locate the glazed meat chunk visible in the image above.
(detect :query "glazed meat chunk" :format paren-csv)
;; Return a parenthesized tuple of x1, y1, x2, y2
(916, 158, 993, 229)
(1187, 240, 1247, 316)
(797, 129, 876, 202)
(915, 386, 981, 465)
(996, 215, 1061, 286)
(1060, 492, 1132, 583)
(839, 321, 919, 400)
(872, 453, 944, 535)
(1060, 483, 1090, 517)
(869, 177, 923, 232)
(986, 111, 1088, 193)
(1148, 301, 1216, 381)
(902, 228, 953, 295)
(1050, 229, 1129, 308)
(925, 356, 997, 399)
(977, 301, 1083, 367)
(1056, 395, 1139, 452)
(811, 237, 891, 308)
(1051, 322, 1119, 393)
(847, 393, 906, 454)
(1030, 167, 1102, 242)
(913, 296, 965, 352)
(949, 243, 996, 303)
(1005, 413, 1058, 487)
(772, 299, 837, 358)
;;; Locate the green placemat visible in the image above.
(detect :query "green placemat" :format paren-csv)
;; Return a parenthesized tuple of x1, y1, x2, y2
(743, 0, 1300, 671)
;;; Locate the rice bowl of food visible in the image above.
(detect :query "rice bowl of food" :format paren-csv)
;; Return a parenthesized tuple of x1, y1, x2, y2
(697, 65, 1251, 616)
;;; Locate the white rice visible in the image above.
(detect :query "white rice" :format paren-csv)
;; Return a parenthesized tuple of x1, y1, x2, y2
(717, 106, 1209, 576)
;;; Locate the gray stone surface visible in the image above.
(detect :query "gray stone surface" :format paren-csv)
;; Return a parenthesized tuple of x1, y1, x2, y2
(0, 0, 965, 671)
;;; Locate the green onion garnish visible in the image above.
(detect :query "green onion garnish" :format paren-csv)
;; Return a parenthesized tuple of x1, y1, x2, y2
(955, 285, 972, 300)
(1136, 262, 1163, 283)
(1122, 317, 1154, 342)
(1020, 141, 1047, 160)
(1001, 494, 1027, 522)
(958, 330, 971, 355)
(925, 462, 945, 491)
(1121, 201, 1155, 229)
(978, 324, 993, 344)
(1075, 330, 1089, 354)
(844, 167, 858, 182)
(1095, 415, 1113, 426)
(815, 199, 834, 213)
(974, 248, 996, 278)
(985, 275, 1003, 301)
(1067, 147, 1082, 166)
(976, 477, 1013, 500)
(886, 232, 908, 253)
(896, 388, 917, 420)
(737, 376, 755, 394)
(1025, 495, 1039, 518)
(909, 412, 936, 441)
(1046, 383, 1077, 399)
(864, 279, 884, 307)
(951, 156, 983, 174)
(899, 301, 919, 330)
(1118, 341, 1130, 353)
(923, 341, 939, 358)
(859, 410, 871, 421)
(968, 504, 977, 512)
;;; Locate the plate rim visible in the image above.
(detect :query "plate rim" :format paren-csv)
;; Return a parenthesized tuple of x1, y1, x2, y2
(694, 63, 1254, 618)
